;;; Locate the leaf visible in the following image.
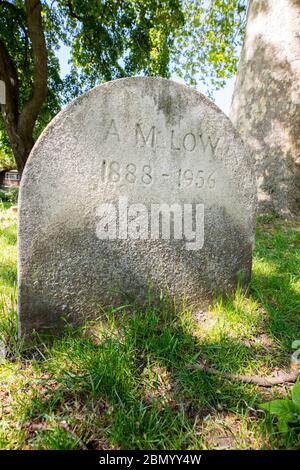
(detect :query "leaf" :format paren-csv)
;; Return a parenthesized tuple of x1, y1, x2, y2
(259, 399, 291, 417)
(277, 418, 290, 434)
(193, 15, 200, 28)
(260, 398, 300, 435)
(292, 381, 300, 409)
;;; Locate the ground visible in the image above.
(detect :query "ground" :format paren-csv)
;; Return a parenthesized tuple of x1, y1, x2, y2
(0, 199, 299, 450)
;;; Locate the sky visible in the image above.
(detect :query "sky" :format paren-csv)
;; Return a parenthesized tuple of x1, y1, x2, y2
(57, 43, 236, 117)
(209, 77, 235, 116)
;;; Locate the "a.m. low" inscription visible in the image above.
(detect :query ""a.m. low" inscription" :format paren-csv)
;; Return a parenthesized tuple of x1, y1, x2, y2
(103, 119, 220, 156)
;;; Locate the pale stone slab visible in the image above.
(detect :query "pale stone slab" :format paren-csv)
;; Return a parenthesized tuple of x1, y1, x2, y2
(0, 80, 5, 105)
(18, 77, 256, 335)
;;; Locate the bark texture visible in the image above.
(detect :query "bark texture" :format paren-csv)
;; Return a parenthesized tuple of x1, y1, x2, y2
(230, 0, 300, 216)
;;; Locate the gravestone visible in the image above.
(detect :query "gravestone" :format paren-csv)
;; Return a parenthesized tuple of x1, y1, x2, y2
(18, 77, 256, 336)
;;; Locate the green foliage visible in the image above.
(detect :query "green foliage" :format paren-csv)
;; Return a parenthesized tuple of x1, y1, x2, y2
(56, 0, 184, 87)
(0, 148, 15, 171)
(173, 0, 247, 93)
(55, 0, 247, 97)
(260, 382, 300, 435)
(0, 124, 16, 170)
(0, 188, 19, 204)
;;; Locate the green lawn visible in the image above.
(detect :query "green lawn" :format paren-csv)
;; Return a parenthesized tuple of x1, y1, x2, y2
(0, 200, 299, 450)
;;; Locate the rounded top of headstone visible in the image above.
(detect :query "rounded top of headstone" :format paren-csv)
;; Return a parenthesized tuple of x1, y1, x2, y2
(25, 76, 246, 160)
(21, 76, 256, 216)
(18, 77, 256, 334)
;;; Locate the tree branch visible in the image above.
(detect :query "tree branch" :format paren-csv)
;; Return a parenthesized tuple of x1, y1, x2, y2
(188, 362, 300, 387)
(18, 0, 48, 140)
(66, 0, 84, 21)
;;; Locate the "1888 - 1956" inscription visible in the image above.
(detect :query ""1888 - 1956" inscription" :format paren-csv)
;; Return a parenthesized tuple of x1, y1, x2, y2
(100, 159, 216, 189)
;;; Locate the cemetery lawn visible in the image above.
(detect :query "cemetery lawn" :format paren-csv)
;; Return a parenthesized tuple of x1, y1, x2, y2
(0, 201, 300, 450)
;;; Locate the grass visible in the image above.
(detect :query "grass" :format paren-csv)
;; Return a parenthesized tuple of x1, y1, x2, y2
(0, 201, 299, 450)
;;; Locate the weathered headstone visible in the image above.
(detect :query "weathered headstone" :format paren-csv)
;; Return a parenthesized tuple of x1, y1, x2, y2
(18, 77, 256, 336)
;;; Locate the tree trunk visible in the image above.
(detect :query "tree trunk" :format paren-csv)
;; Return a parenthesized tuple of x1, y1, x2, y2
(2, 109, 33, 172)
(0, 0, 47, 173)
(7, 132, 33, 174)
(230, 0, 300, 216)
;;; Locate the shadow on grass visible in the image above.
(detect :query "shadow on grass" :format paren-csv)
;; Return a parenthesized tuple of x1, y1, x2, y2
(1, 215, 299, 450)
(15, 304, 272, 450)
(250, 219, 300, 359)
(251, 273, 300, 358)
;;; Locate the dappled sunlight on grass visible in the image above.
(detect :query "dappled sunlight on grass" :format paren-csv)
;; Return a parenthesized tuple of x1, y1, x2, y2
(0, 203, 17, 290)
(0, 202, 18, 354)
